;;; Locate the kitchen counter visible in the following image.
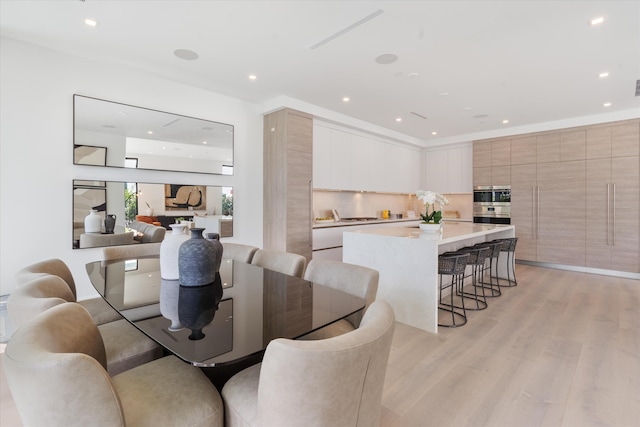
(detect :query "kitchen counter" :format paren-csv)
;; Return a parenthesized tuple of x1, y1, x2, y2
(343, 222, 515, 333)
(313, 217, 420, 229)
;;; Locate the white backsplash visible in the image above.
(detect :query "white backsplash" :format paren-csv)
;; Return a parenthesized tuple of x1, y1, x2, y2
(313, 191, 473, 220)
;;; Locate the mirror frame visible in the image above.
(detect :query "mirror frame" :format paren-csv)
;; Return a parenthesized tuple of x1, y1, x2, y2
(73, 180, 233, 249)
(73, 95, 234, 175)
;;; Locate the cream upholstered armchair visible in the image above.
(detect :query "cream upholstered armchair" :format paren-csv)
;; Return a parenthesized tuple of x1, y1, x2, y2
(251, 249, 307, 278)
(301, 259, 379, 340)
(221, 300, 395, 427)
(8, 274, 163, 376)
(4, 302, 224, 427)
(127, 220, 166, 243)
(222, 242, 259, 263)
(15, 258, 121, 325)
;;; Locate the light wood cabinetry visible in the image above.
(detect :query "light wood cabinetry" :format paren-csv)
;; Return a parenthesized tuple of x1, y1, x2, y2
(585, 123, 639, 272)
(472, 139, 511, 186)
(478, 119, 639, 273)
(264, 109, 313, 261)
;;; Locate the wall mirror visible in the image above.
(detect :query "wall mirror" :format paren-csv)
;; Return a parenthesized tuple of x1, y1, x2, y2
(73, 180, 233, 249)
(73, 95, 234, 175)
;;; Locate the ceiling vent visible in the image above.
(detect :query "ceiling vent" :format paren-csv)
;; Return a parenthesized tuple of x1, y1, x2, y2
(410, 112, 428, 120)
(310, 9, 384, 50)
(636, 79, 640, 96)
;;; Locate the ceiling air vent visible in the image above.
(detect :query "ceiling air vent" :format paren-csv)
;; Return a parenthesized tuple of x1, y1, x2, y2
(636, 79, 640, 96)
(410, 112, 428, 120)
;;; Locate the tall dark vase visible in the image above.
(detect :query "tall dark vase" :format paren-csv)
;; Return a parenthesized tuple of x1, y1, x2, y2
(205, 232, 224, 272)
(178, 228, 216, 287)
(104, 214, 116, 234)
(178, 282, 222, 340)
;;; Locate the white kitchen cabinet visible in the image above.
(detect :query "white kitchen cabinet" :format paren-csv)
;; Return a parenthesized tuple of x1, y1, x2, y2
(351, 134, 371, 191)
(425, 144, 473, 193)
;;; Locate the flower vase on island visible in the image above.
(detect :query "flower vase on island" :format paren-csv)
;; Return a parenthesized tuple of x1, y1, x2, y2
(416, 190, 449, 233)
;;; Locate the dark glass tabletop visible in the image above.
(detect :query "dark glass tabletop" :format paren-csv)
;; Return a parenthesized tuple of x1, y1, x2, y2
(86, 257, 365, 367)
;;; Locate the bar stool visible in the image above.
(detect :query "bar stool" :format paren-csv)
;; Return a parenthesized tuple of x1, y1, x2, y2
(438, 251, 470, 328)
(494, 237, 518, 287)
(457, 246, 491, 310)
(472, 241, 502, 297)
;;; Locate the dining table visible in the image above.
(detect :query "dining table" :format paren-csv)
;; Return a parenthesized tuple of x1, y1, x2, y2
(85, 256, 365, 387)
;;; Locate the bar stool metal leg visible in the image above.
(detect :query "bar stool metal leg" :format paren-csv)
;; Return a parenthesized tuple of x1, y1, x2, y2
(457, 246, 491, 310)
(472, 241, 502, 297)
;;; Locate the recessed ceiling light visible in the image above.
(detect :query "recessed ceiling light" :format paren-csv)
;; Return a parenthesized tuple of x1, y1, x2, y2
(431, 131, 438, 135)
(408, 72, 419, 78)
(248, 74, 257, 80)
(439, 92, 449, 96)
(202, 141, 208, 144)
(147, 130, 153, 134)
(603, 102, 612, 107)
(395, 117, 402, 122)
(342, 97, 350, 102)
(502, 119, 509, 124)
(599, 72, 609, 78)
(591, 16, 604, 26)
(174, 49, 199, 60)
(84, 18, 97, 27)
(375, 53, 398, 65)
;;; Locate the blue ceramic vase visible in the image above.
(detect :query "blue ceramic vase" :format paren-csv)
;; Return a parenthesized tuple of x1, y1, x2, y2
(178, 228, 216, 287)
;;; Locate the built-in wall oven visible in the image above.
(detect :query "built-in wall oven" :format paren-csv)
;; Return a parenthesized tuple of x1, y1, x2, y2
(473, 185, 511, 224)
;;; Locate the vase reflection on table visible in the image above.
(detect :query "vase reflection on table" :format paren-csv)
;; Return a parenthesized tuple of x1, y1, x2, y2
(178, 273, 223, 340)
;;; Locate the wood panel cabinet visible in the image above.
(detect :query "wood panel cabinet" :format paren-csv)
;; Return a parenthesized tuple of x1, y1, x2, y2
(264, 109, 313, 261)
(510, 164, 537, 261)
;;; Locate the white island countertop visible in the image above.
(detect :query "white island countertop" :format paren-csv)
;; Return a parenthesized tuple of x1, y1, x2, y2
(343, 222, 515, 333)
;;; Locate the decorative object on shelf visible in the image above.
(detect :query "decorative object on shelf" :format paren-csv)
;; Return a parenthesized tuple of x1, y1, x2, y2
(178, 280, 223, 340)
(178, 228, 216, 287)
(145, 201, 154, 216)
(159, 279, 183, 331)
(416, 190, 449, 223)
(160, 223, 190, 280)
(205, 233, 224, 272)
(104, 214, 116, 234)
(84, 209, 102, 233)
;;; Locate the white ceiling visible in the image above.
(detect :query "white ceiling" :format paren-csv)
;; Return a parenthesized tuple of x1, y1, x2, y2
(1, 0, 639, 147)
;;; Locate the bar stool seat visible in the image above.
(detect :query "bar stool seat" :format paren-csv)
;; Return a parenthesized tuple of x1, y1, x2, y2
(457, 246, 491, 311)
(472, 241, 502, 297)
(438, 251, 470, 328)
(493, 237, 518, 287)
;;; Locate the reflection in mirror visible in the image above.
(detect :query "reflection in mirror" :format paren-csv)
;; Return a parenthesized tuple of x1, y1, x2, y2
(73, 180, 233, 249)
(73, 95, 234, 175)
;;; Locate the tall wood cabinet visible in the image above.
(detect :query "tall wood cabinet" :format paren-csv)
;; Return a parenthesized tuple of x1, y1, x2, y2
(263, 109, 313, 261)
(475, 119, 639, 274)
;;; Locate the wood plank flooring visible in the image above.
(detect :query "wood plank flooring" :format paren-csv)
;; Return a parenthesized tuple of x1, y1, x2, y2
(1, 264, 638, 426)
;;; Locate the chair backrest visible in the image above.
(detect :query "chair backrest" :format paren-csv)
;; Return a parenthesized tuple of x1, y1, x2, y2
(102, 242, 162, 261)
(257, 300, 395, 427)
(3, 302, 125, 426)
(251, 249, 306, 278)
(7, 274, 75, 330)
(15, 258, 78, 299)
(222, 242, 259, 263)
(80, 232, 136, 248)
(304, 259, 378, 326)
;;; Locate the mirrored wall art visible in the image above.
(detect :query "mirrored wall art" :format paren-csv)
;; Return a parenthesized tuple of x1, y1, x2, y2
(73, 95, 234, 175)
(73, 180, 233, 249)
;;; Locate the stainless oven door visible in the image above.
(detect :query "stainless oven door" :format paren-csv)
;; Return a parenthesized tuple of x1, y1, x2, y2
(473, 205, 511, 224)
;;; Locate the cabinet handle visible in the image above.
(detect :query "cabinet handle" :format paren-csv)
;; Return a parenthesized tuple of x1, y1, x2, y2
(309, 180, 313, 247)
(612, 183, 616, 246)
(536, 186, 540, 240)
(606, 183, 611, 245)
(532, 186, 536, 240)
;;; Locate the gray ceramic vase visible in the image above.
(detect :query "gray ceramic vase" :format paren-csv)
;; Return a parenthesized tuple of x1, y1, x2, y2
(205, 232, 224, 272)
(178, 228, 216, 287)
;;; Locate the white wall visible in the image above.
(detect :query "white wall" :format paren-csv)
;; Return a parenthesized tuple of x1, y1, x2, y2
(0, 37, 263, 298)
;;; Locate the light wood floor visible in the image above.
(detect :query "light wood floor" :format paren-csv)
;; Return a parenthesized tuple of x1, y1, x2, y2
(1, 264, 638, 426)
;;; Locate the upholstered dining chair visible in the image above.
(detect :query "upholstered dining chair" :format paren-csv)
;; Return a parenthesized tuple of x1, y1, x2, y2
(7, 274, 163, 376)
(301, 259, 379, 340)
(15, 258, 122, 325)
(101, 242, 162, 260)
(251, 249, 307, 278)
(222, 242, 260, 263)
(4, 302, 224, 427)
(221, 300, 395, 427)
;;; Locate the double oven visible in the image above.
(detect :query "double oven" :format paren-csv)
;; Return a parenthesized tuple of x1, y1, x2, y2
(473, 185, 511, 224)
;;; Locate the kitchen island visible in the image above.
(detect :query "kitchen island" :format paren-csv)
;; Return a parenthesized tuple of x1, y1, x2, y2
(343, 222, 515, 333)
